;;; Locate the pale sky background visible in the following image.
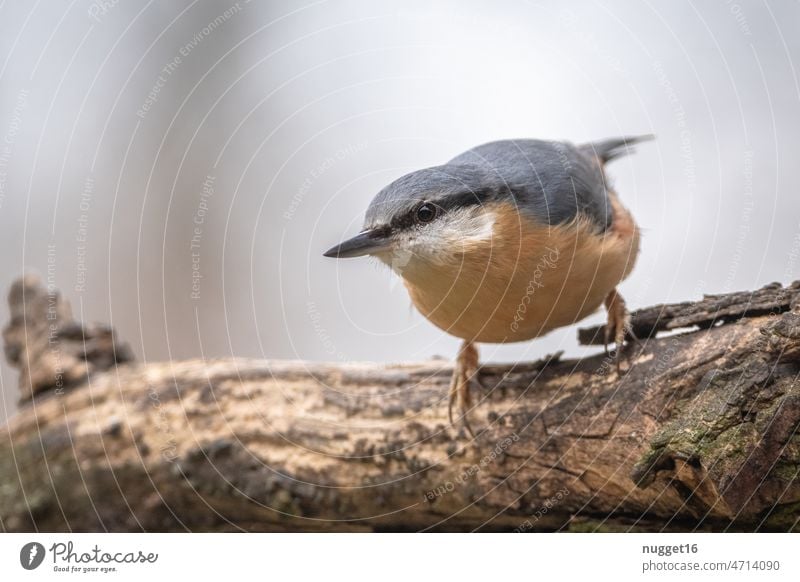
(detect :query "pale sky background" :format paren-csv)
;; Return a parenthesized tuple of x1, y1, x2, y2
(1, 0, 799, 422)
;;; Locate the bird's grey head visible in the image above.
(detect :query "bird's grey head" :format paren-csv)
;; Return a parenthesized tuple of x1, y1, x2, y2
(323, 164, 502, 272)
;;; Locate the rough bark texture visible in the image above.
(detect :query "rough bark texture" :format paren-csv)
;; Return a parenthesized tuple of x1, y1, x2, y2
(1, 275, 799, 532)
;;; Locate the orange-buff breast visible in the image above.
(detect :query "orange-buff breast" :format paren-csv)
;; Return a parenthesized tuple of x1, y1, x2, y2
(401, 195, 639, 343)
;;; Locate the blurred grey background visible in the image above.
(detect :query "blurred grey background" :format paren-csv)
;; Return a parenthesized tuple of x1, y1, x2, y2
(1, 0, 799, 423)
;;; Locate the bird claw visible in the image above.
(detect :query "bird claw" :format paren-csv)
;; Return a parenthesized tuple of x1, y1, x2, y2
(604, 289, 634, 373)
(448, 341, 479, 438)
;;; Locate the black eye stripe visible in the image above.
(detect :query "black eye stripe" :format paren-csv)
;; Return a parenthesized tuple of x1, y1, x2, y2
(385, 188, 494, 232)
(391, 213, 415, 230)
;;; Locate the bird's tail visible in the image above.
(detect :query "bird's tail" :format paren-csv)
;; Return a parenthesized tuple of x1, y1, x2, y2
(582, 134, 654, 164)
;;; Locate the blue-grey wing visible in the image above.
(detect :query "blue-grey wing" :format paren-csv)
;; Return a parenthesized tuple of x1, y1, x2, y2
(447, 139, 613, 231)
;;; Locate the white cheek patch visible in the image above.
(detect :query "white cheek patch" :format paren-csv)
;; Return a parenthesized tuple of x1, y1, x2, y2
(447, 206, 496, 244)
(376, 206, 497, 277)
(413, 206, 496, 263)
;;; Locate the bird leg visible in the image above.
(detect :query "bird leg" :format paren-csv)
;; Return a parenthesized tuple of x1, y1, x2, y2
(448, 340, 479, 438)
(604, 288, 634, 372)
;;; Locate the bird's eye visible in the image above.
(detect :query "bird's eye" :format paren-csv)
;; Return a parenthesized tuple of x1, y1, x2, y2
(415, 202, 437, 223)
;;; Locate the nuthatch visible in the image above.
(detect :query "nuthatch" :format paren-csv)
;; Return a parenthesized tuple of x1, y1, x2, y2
(324, 136, 651, 436)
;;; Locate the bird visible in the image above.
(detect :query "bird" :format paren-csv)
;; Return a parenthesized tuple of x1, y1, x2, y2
(324, 136, 651, 436)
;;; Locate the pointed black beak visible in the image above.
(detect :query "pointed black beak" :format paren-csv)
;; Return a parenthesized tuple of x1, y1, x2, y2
(323, 228, 392, 258)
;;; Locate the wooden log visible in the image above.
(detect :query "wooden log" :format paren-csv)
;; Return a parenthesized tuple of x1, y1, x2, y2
(1, 275, 799, 532)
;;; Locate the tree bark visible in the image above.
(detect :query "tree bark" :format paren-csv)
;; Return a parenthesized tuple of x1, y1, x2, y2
(1, 275, 799, 532)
